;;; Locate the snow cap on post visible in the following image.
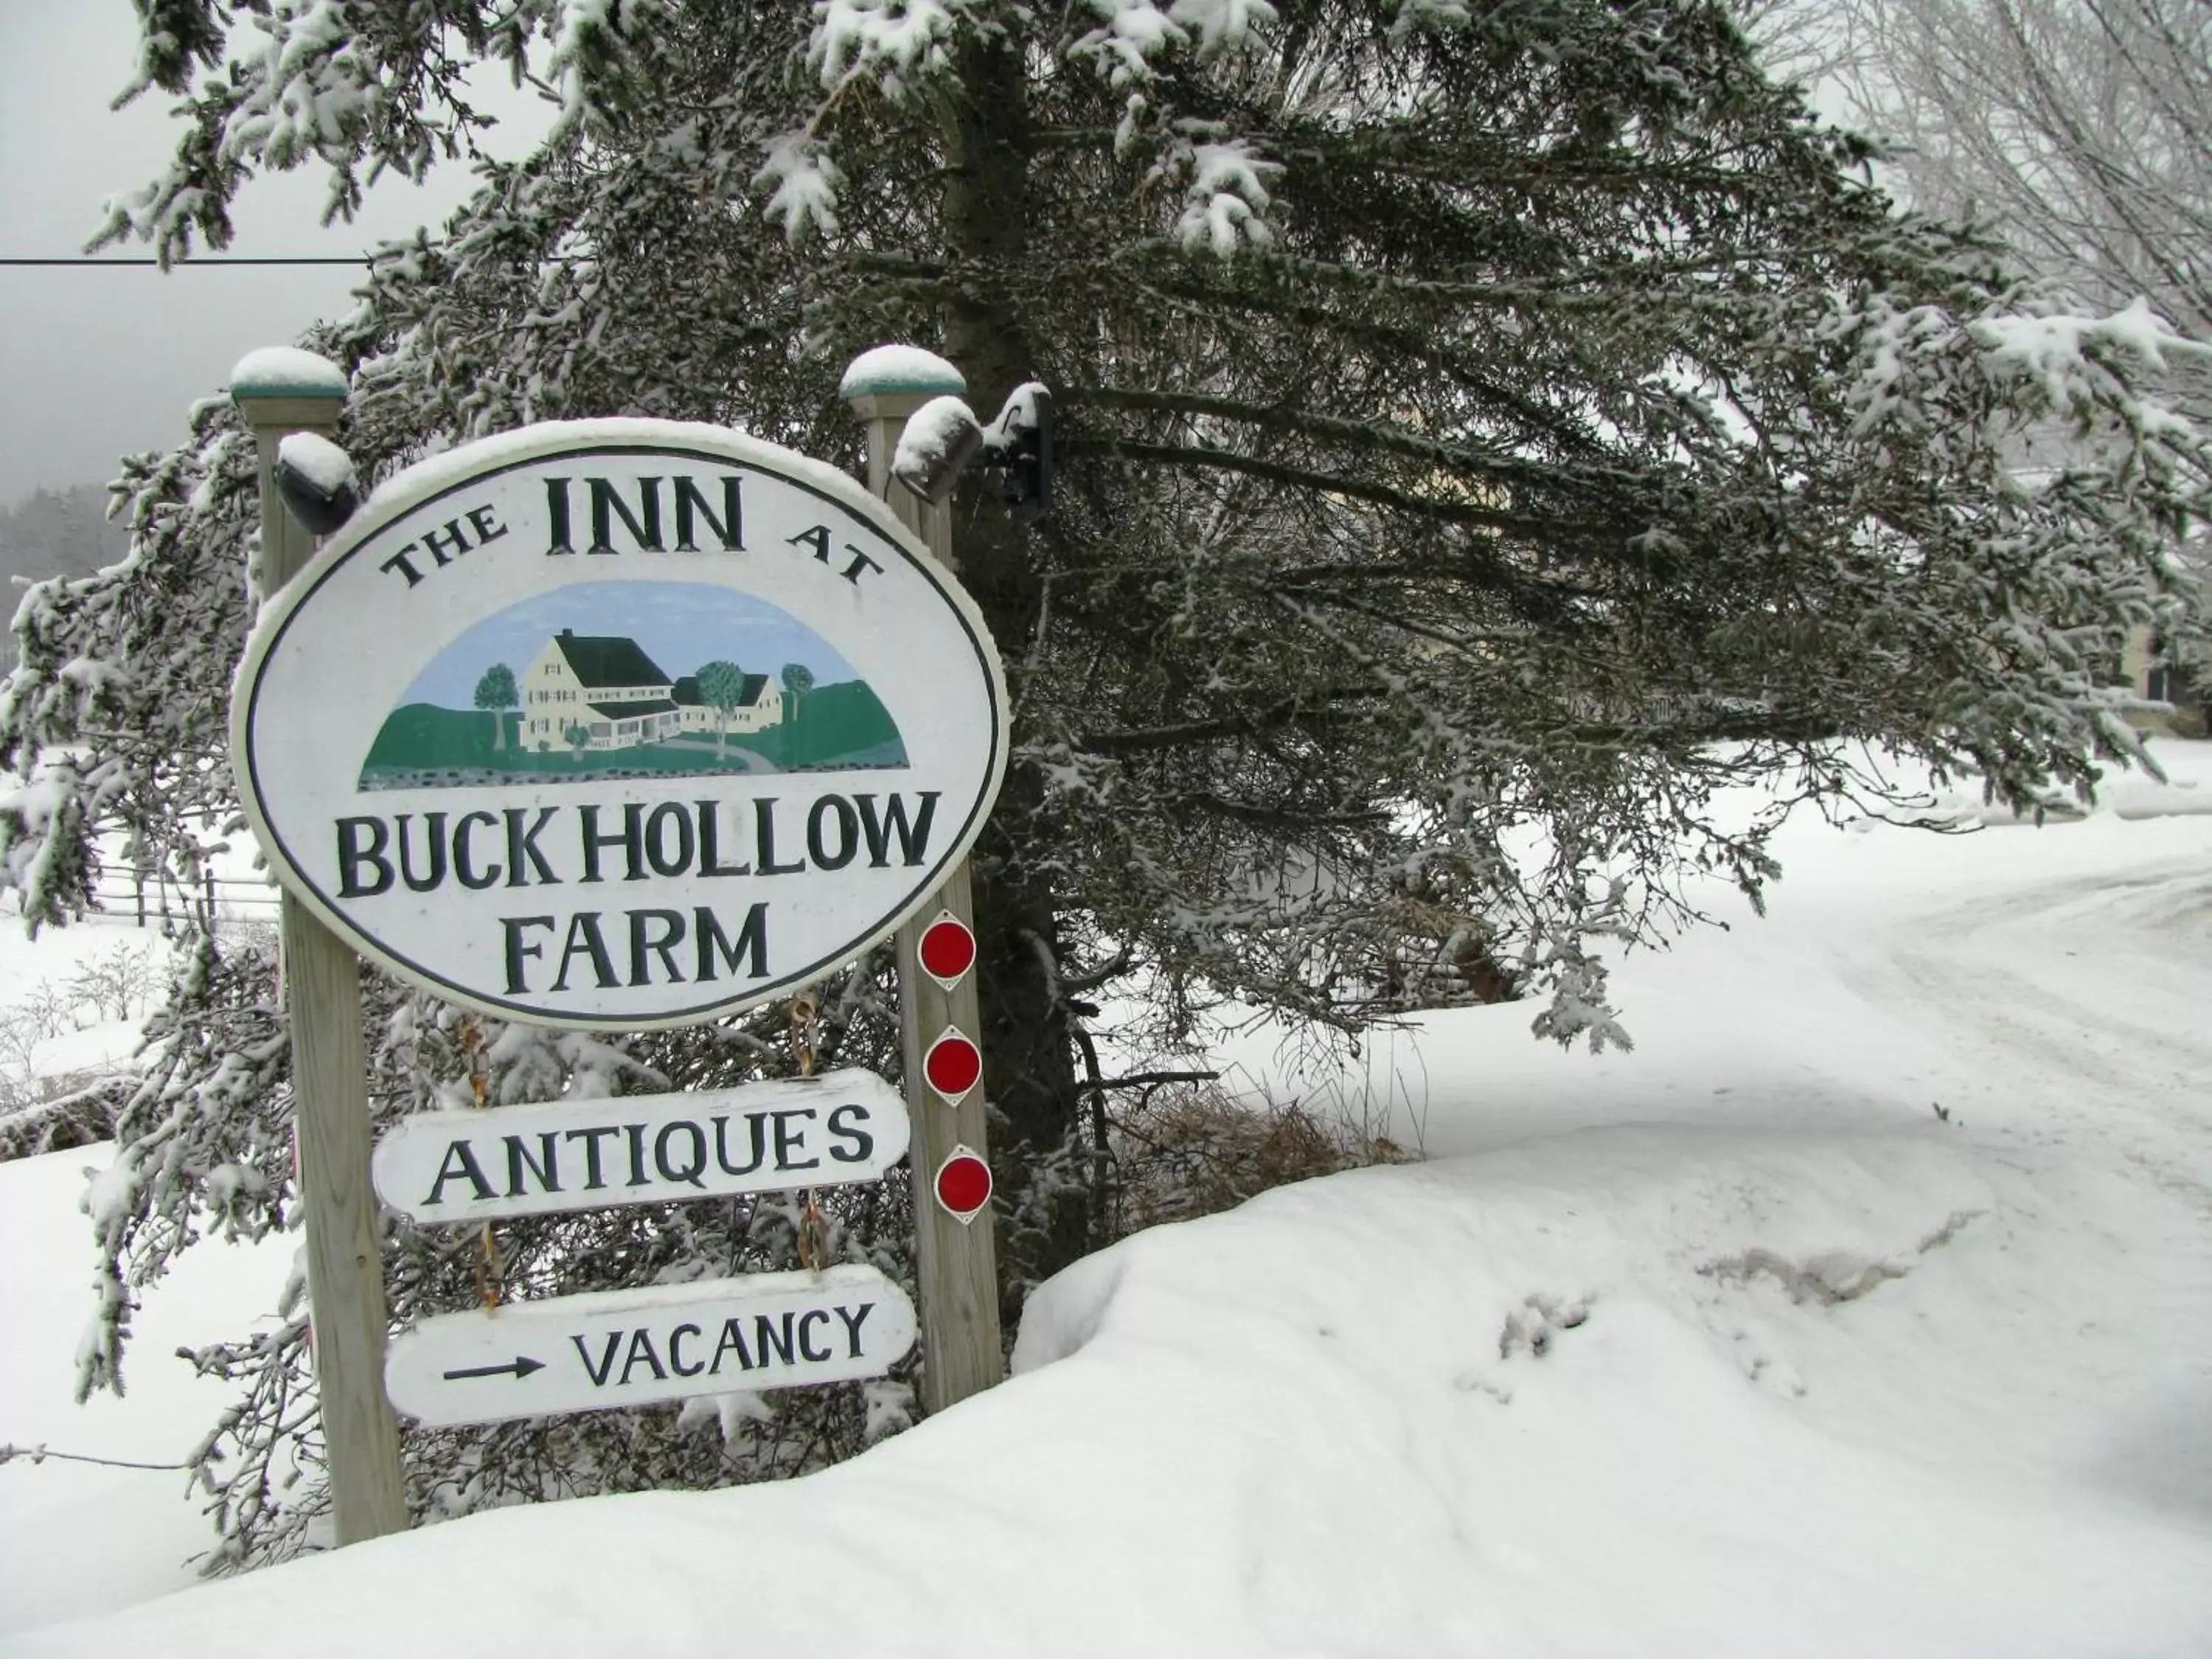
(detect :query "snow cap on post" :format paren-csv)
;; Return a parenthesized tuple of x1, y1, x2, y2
(230, 346, 347, 399)
(842, 343, 965, 424)
(230, 347, 348, 431)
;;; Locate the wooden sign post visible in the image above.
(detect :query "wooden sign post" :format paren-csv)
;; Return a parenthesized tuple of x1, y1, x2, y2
(225, 348, 1010, 1541)
(844, 349, 1006, 1413)
(230, 349, 408, 1545)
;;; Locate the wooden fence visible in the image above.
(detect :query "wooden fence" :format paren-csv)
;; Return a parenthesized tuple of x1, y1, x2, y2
(78, 869, 280, 929)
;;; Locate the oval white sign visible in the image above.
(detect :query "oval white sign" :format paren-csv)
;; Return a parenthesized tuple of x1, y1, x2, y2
(233, 419, 1007, 1029)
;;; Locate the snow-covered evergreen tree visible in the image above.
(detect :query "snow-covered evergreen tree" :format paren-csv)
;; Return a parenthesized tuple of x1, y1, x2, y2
(4, 0, 2207, 1566)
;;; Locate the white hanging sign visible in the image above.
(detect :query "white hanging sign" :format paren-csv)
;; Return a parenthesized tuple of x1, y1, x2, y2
(384, 1265, 917, 1427)
(231, 418, 1007, 1029)
(371, 1069, 908, 1223)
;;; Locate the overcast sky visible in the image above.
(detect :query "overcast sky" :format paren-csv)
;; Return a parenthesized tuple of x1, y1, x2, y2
(0, 1, 545, 508)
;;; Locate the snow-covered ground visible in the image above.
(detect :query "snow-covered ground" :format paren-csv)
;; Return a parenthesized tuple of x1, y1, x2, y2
(0, 906, 281, 1634)
(4, 746, 2211, 1655)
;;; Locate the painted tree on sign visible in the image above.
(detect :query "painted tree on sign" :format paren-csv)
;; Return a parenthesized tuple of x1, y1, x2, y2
(1, 0, 2205, 1571)
(779, 663, 813, 728)
(695, 659, 746, 757)
(473, 664, 518, 751)
(563, 720, 590, 765)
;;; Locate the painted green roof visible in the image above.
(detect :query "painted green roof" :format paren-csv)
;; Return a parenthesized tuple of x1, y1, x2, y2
(552, 630, 671, 689)
(586, 698, 680, 722)
(672, 672, 771, 707)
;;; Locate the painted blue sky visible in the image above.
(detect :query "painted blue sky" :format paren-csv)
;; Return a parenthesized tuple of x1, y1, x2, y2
(396, 582, 860, 710)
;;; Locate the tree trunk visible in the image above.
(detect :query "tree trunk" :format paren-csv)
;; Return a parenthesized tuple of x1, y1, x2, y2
(938, 35, 1089, 1318)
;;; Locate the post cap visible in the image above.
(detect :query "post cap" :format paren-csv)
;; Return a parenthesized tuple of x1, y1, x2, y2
(229, 346, 348, 403)
(840, 344, 965, 404)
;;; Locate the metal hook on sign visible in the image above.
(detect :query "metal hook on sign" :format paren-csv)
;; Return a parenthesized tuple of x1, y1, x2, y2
(796, 1189, 831, 1273)
(790, 992, 820, 1079)
(460, 1015, 501, 1312)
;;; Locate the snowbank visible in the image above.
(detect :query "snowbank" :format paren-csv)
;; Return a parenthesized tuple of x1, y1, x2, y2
(8, 742, 2212, 1655)
(13, 1121, 2210, 1658)
(0, 1147, 291, 1634)
(29, 1019, 144, 1081)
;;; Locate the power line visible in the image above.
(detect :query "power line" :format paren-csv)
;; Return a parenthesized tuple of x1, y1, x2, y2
(0, 256, 371, 267)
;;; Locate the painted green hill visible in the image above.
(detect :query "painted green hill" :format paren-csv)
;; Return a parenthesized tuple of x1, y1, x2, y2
(760, 679, 906, 769)
(362, 703, 518, 771)
(355, 680, 906, 789)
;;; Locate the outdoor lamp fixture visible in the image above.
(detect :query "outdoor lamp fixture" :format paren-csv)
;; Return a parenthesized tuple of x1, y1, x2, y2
(892, 383, 1054, 522)
(274, 431, 363, 537)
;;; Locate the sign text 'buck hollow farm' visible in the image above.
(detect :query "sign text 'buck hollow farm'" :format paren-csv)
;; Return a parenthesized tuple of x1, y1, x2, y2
(232, 420, 1009, 1027)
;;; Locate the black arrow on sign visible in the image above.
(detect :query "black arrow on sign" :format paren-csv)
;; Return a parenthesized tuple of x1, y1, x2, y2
(441, 1356, 546, 1382)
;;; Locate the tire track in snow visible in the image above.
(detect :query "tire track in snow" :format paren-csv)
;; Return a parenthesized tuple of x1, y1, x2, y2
(1840, 860, 2212, 1211)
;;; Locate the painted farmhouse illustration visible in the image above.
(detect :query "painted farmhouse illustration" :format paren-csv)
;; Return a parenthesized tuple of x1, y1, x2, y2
(520, 627, 782, 752)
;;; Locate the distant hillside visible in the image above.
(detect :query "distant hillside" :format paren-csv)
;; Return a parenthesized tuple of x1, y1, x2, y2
(0, 484, 134, 672)
(0, 484, 132, 589)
